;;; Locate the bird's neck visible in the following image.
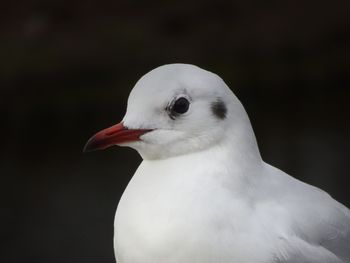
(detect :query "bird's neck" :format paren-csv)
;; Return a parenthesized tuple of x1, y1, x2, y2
(140, 123, 263, 189)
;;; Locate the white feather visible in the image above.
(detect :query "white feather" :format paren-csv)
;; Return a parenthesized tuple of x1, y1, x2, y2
(111, 64, 350, 263)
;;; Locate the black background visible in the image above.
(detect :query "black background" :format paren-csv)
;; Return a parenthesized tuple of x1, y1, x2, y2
(1, 1, 349, 262)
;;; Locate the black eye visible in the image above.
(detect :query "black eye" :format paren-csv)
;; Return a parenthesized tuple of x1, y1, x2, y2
(172, 97, 190, 115)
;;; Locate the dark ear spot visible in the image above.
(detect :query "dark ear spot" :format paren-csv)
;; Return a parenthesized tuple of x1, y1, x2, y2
(211, 98, 227, 119)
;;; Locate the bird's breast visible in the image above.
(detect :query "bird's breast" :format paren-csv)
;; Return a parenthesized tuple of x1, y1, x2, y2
(113, 158, 272, 263)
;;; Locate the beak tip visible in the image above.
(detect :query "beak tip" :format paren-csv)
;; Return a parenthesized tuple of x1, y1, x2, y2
(82, 144, 90, 153)
(83, 137, 99, 153)
(82, 143, 91, 153)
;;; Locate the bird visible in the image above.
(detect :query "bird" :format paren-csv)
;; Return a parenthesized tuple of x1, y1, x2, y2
(84, 64, 350, 263)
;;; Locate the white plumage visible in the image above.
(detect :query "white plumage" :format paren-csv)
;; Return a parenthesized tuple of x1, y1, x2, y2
(87, 64, 350, 263)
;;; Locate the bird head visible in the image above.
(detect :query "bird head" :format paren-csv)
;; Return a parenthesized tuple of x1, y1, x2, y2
(84, 64, 253, 160)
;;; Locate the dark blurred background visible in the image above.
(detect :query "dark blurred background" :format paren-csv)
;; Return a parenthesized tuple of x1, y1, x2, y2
(1, 0, 349, 262)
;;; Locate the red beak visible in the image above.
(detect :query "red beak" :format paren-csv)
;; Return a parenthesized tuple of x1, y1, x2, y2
(83, 122, 152, 153)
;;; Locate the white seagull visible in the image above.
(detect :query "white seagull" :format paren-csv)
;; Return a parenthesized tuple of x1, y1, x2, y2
(84, 64, 350, 263)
